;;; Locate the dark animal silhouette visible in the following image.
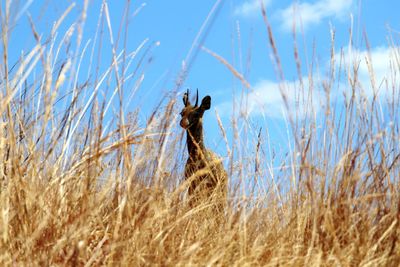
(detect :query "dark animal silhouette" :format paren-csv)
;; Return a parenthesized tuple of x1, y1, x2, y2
(179, 89, 227, 208)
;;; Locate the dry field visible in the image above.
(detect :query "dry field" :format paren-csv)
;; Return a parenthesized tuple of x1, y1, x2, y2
(1, 1, 399, 266)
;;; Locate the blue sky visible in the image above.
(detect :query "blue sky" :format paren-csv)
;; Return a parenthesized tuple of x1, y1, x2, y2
(5, 0, 400, 158)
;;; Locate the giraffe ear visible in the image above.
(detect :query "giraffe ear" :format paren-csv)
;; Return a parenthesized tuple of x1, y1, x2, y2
(200, 96, 211, 110)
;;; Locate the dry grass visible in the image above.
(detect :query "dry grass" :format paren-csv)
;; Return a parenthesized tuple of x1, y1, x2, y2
(1, 1, 400, 266)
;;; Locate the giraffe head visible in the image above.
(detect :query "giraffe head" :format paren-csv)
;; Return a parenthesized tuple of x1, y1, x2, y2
(179, 89, 211, 130)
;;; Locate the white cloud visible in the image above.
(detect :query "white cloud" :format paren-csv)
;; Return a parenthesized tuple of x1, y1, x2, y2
(234, 0, 272, 17)
(216, 78, 323, 120)
(334, 45, 398, 101)
(216, 45, 399, 120)
(277, 0, 353, 32)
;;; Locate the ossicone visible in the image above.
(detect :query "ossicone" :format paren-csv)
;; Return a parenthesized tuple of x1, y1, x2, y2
(183, 89, 190, 106)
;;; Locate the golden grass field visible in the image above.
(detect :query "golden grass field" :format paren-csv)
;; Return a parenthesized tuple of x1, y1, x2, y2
(1, 1, 400, 266)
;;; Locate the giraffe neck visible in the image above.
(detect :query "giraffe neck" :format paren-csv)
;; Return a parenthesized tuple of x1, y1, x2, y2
(186, 123, 206, 158)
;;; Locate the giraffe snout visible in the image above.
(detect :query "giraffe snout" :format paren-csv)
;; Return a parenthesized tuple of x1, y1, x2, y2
(180, 118, 190, 129)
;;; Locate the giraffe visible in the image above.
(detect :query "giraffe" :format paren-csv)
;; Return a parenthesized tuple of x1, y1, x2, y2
(179, 89, 227, 209)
